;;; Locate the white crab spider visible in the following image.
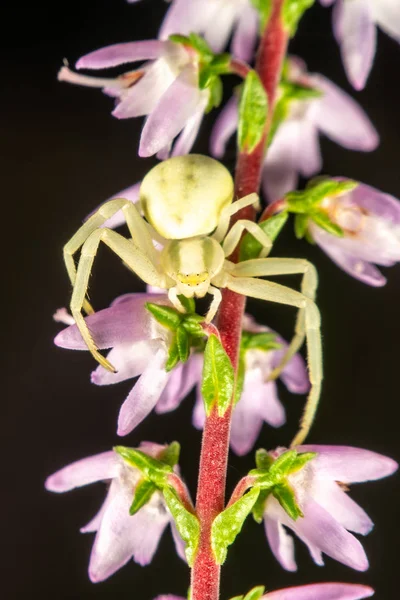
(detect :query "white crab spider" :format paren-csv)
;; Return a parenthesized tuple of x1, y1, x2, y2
(64, 154, 322, 446)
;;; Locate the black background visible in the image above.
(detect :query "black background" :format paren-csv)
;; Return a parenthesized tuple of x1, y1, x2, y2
(3, 1, 400, 598)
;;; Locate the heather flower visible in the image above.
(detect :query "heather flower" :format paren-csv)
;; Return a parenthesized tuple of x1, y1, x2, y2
(263, 445, 397, 572)
(193, 315, 309, 456)
(308, 181, 400, 286)
(155, 582, 374, 600)
(45, 443, 186, 582)
(211, 57, 378, 202)
(160, 0, 259, 63)
(54, 293, 202, 436)
(58, 39, 209, 158)
(321, 0, 400, 90)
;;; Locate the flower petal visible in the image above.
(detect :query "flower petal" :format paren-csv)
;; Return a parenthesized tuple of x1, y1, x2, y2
(310, 74, 379, 150)
(210, 95, 238, 158)
(333, 0, 376, 90)
(264, 517, 297, 571)
(297, 445, 398, 483)
(170, 520, 187, 562)
(76, 40, 167, 70)
(192, 385, 206, 430)
(172, 93, 208, 156)
(264, 582, 374, 600)
(230, 375, 264, 456)
(278, 352, 310, 395)
(258, 381, 286, 428)
(117, 347, 170, 435)
(231, 4, 259, 62)
(159, 0, 200, 39)
(156, 353, 202, 414)
(263, 122, 303, 201)
(139, 65, 202, 157)
(371, 0, 400, 42)
(313, 480, 373, 535)
(45, 451, 119, 492)
(91, 340, 161, 385)
(351, 183, 400, 224)
(297, 122, 322, 177)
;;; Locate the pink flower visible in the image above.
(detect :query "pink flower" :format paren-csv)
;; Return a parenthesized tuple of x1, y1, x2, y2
(309, 181, 400, 286)
(211, 57, 378, 201)
(155, 582, 374, 600)
(58, 39, 209, 158)
(45, 443, 185, 582)
(54, 293, 202, 436)
(263, 445, 397, 572)
(160, 0, 259, 63)
(321, 0, 400, 90)
(193, 315, 309, 456)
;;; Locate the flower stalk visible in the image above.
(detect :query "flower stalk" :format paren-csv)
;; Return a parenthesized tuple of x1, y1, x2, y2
(191, 3, 290, 599)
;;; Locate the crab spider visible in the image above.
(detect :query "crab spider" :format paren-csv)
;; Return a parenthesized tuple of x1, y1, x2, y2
(63, 154, 322, 445)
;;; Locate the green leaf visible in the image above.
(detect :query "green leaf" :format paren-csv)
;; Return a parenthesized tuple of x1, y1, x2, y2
(283, 0, 315, 36)
(163, 487, 200, 566)
(289, 451, 316, 474)
(310, 210, 344, 237)
(234, 351, 246, 406)
(129, 479, 157, 515)
(239, 212, 288, 261)
(145, 302, 181, 330)
(273, 481, 303, 520)
(238, 71, 268, 153)
(230, 596, 244, 600)
(294, 214, 309, 239)
(250, 0, 272, 29)
(114, 446, 172, 487)
(201, 334, 235, 416)
(160, 441, 181, 468)
(252, 488, 270, 523)
(178, 295, 196, 313)
(177, 325, 190, 363)
(166, 336, 180, 372)
(244, 586, 265, 600)
(211, 487, 260, 564)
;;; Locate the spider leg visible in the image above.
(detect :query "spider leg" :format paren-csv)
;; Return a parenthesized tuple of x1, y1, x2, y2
(222, 220, 273, 258)
(71, 228, 171, 371)
(63, 199, 160, 313)
(212, 193, 259, 243)
(231, 258, 318, 381)
(205, 286, 222, 323)
(224, 272, 322, 446)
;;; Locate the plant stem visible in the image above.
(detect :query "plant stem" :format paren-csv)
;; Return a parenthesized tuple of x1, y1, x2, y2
(191, 4, 289, 600)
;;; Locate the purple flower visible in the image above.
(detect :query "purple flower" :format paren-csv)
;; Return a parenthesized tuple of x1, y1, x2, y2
(263, 445, 397, 572)
(155, 582, 374, 600)
(58, 39, 209, 158)
(160, 0, 259, 63)
(45, 443, 186, 582)
(321, 0, 400, 90)
(211, 57, 378, 201)
(54, 293, 202, 436)
(309, 181, 400, 286)
(193, 315, 310, 456)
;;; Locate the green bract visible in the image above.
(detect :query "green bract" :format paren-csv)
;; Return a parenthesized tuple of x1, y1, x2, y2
(283, 0, 315, 36)
(239, 212, 288, 261)
(250, 0, 272, 30)
(211, 487, 260, 564)
(230, 586, 265, 600)
(129, 479, 157, 515)
(201, 334, 235, 416)
(115, 445, 173, 487)
(238, 71, 268, 153)
(163, 487, 200, 566)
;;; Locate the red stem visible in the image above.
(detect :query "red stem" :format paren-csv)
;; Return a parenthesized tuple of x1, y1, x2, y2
(191, 4, 289, 600)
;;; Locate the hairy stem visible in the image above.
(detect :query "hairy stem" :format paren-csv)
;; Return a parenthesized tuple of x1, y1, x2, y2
(191, 4, 289, 600)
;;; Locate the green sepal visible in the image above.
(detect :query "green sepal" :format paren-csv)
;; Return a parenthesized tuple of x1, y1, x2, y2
(250, 0, 272, 30)
(129, 479, 157, 515)
(178, 295, 196, 314)
(114, 446, 172, 487)
(145, 302, 182, 330)
(209, 53, 232, 75)
(241, 331, 282, 353)
(310, 210, 344, 237)
(205, 75, 223, 112)
(238, 71, 268, 153)
(289, 451, 316, 474)
(166, 336, 180, 372)
(182, 314, 205, 337)
(201, 334, 235, 416)
(283, 0, 315, 36)
(244, 586, 266, 600)
(252, 488, 270, 523)
(169, 33, 214, 62)
(269, 449, 297, 477)
(163, 487, 200, 566)
(177, 325, 190, 363)
(286, 179, 358, 214)
(294, 213, 309, 239)
(273, 481, 303, 520)
(239, 212, 288, 261)
(230, 596, 244, 600)
(211, 487, 260, 564)
(160, 441, 181, 468)
(255, 448, 274, 470)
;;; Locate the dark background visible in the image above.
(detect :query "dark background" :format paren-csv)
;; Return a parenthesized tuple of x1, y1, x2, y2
(3, 1, 400, 598)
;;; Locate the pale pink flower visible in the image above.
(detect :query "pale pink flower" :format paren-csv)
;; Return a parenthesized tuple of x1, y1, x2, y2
(58, 39, 209, 158)
(155, 582, 374, 600)
(321, 0, 400, 89)
(193, 315, 309, 456)
(309, 181, 400, 286)
(54, 293, 202, 436)
(160, 0, 259, 63)
(211, 57, 378, 201)
(263, 445, 397, 572)
(45, 443, 186, 582)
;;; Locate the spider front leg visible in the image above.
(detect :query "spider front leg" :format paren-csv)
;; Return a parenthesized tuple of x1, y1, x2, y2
(63, 198, 159, 314)
(232, 258, 318, 380)
(212, 193, 260, 243)
(224, 271, 322, 446)
(71, 228, 171, 371)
